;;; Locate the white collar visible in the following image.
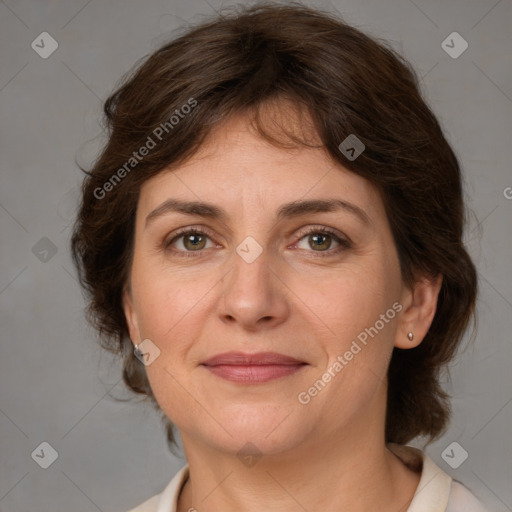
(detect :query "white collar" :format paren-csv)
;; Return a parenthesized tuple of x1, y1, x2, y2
(388, 443, 452, 511)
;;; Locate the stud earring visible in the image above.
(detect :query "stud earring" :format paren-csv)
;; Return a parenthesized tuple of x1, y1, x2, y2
(407, 332, 414, 341)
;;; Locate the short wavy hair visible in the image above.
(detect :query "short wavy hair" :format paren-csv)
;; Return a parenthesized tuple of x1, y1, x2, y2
(71, 1, 477, 450)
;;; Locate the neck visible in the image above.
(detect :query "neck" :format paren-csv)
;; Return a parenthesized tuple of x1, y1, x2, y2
(177, 387, 420, 512)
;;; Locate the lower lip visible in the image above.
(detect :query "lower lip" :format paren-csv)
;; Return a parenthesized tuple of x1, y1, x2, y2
(202, 364, 306, 383)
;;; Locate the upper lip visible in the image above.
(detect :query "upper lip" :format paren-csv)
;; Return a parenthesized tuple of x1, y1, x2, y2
(201, 351, 305, 366)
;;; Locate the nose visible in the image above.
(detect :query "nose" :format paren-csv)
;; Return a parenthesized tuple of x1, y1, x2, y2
(218, 245, 290, 332)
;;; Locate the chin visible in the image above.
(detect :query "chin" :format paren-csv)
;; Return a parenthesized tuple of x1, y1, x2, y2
(184, 404, 316, 457)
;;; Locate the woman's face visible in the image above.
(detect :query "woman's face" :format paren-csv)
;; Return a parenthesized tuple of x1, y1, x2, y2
(124, 110, 413, 456)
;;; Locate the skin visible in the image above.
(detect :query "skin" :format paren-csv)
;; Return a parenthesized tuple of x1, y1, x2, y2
(123, 105, 442, 512)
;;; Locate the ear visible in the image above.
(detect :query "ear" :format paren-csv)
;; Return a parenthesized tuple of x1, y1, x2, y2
(395, 274, 443, 349)
(123, 285, 141, 345)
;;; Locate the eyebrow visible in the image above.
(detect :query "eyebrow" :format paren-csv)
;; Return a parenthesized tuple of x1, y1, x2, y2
(145, 198, 371, 227)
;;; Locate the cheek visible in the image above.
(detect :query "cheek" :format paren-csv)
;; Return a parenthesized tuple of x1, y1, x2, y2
(291, 258, 400, 390)
(131, 267, 212, 425)
(291, 263, 395, 339)
(131, 259, 215, 340)
(129, 263, 221, 409)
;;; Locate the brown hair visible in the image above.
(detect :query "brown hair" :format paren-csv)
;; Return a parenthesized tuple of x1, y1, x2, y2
(71, 1, 477, 449)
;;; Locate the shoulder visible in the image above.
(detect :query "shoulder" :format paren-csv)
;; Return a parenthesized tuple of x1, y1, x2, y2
(127, 465, 189, 512)
(446, 480, 489, 512)
(387, 443, 489, 512)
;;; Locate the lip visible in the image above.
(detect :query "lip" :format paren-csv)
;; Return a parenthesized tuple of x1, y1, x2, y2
(201, 351, 307, 383)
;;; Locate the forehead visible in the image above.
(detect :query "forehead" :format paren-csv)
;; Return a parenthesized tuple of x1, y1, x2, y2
(137, 107, 384, 223)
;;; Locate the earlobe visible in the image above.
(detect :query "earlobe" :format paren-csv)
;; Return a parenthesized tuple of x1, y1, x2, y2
(395, 274, 443, 349)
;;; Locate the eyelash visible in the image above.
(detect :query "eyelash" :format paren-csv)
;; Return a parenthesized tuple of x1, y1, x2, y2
(163, 225, 352, 258)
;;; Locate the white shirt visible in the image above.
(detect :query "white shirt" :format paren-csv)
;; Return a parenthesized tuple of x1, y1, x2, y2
(128, 444, 488, 512)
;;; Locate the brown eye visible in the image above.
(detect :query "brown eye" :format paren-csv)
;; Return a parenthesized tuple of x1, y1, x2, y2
(308, 233, 333, 251)
(166, 229, 214, 253)
(182, 233, 207, 251)
(294, 226, 351, 255)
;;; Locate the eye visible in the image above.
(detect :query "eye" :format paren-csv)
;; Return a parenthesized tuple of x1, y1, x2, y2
(165, 228, 216, 254)
(163, 225, 351, 258)
(294, 226, 351, 255)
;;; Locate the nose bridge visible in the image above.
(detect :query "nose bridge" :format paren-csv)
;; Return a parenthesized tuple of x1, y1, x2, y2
(219, 237, 288, 328)
(226, 240, 272, 302)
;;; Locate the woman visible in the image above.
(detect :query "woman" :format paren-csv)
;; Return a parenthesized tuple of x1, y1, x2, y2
(71, 3, 488, 511)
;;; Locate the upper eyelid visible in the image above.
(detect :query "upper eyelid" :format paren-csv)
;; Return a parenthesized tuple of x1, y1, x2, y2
(164, 226, 218, 247)
(294, 224, 348, 240)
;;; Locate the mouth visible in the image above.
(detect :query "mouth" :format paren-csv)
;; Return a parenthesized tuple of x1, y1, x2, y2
(200, 351, 308, 383)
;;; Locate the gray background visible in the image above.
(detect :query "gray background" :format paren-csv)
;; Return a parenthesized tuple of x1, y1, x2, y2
(0, 0, 511, 511)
